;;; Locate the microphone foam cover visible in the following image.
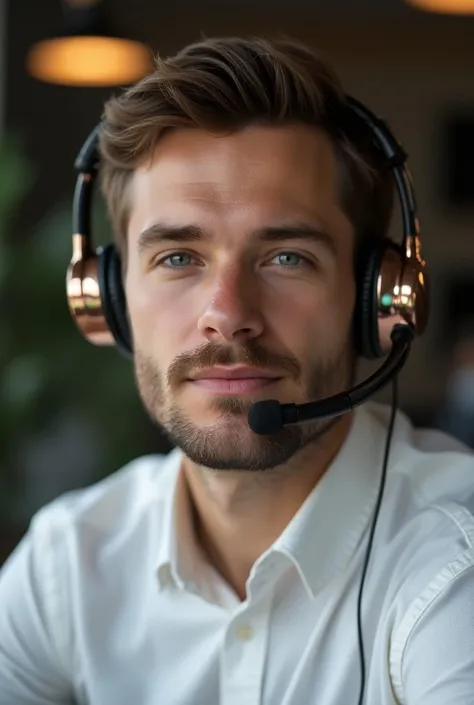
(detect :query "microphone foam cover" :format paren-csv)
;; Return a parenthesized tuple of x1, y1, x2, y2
(247, 399, 283, 435)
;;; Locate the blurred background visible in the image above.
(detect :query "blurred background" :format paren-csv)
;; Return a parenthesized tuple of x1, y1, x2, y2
(1, 0, 474, 563)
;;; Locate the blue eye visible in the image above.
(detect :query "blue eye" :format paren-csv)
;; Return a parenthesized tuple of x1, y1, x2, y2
(274, 252, 304, 267)
(161, 253, 193, 267)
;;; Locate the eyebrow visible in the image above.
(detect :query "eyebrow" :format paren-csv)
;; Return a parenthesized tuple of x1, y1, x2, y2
(137, 222, 337, 257)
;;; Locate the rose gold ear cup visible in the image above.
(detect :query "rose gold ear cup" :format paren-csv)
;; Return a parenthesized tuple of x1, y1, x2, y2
(377, 234, 429, 354)
(66, 233, 115, 346)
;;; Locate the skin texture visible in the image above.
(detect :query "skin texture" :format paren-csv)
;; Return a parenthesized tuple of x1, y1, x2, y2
(125, 123, 357, 599)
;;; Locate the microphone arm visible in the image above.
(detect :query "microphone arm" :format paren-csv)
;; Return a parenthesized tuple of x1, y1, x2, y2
(248, 324, 414, 435)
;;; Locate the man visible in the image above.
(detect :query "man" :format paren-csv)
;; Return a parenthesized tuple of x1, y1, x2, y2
(1, 36, 473, 705)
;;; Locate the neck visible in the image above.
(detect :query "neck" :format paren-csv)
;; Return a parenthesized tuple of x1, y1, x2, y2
(182, 414, 353, 601)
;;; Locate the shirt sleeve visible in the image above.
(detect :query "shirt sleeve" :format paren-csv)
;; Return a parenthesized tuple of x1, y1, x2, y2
(396, 549, 474, 705)
(0, 511, 75, 704)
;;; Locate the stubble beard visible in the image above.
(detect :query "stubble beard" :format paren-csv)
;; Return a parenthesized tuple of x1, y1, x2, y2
(134, 340, 355, 472)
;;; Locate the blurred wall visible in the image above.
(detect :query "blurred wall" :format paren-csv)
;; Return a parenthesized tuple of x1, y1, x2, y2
(0, 0, 5, 137)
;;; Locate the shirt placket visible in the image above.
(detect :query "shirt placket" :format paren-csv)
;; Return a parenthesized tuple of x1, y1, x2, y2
(220, 589, 273, 705)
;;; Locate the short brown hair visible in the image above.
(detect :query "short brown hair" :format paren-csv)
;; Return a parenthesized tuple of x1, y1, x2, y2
(99, 36, 394, 261)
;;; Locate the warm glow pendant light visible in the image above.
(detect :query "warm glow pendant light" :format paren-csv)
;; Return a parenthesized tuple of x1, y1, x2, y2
(26, 0, 152, 87)
(405, 0, 474, 13)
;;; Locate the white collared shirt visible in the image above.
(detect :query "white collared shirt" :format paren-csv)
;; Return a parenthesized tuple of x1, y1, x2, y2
(1, 402, 474, 705)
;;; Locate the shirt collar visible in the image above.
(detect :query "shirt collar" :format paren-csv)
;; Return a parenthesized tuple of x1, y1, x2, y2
(156, 403, 392, 598)
(156, 447, 194, 591)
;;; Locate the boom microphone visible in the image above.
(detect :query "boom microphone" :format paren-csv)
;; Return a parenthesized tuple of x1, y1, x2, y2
(247, 324, 413, 435)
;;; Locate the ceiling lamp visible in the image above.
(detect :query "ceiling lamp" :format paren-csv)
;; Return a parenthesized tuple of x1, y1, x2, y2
(405, 0, 474, 13)
(26, 0, 152, 87)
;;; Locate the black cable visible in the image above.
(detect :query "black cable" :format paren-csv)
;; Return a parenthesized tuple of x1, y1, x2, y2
(356, 378, 399, 705)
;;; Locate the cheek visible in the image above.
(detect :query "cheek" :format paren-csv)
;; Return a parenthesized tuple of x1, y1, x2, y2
(267, 275, 355, 351)
(125, 273, 198, 360)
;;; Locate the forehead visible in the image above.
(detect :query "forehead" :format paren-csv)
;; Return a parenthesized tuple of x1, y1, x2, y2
(127, 124, 349, 239)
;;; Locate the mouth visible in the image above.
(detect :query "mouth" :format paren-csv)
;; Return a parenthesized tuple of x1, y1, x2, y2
(190, 377, 281, 394)
(188, 366, 283, 395)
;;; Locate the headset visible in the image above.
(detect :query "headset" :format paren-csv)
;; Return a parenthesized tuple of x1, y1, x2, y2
(67, 97, 429, 704)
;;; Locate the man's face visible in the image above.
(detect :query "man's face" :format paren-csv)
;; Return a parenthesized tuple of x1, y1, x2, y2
(125, 124, 356, 470)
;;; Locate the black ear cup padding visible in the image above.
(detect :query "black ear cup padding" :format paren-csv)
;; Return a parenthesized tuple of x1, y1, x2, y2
(355, 243, 384, 360)
(98, 244, 133, 358)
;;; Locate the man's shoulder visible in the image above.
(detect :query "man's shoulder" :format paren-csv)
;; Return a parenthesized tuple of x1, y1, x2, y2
(388, 403, 474, 510)
(31, 448, 182, 538)
(368, 401, 474, 507)
(365, 402, 474, 569)
(367, 402, 474, 587)
(363, 405, 474, 660)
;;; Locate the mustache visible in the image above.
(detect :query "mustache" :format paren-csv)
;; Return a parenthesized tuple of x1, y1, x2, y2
(167, 341, 301, 387)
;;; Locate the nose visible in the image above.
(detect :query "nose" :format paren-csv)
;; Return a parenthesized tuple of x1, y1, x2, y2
(197, 266, 264, 344)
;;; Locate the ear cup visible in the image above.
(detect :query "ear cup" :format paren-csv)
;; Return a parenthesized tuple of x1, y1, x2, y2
(354, 243, 385, 360)
(97, 244, 133, 358)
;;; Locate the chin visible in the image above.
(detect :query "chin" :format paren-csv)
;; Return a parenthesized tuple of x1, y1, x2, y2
(161, 402, 307, 472)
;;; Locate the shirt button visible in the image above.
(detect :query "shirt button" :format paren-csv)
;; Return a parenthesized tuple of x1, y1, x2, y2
(236, 624, 254, 641)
